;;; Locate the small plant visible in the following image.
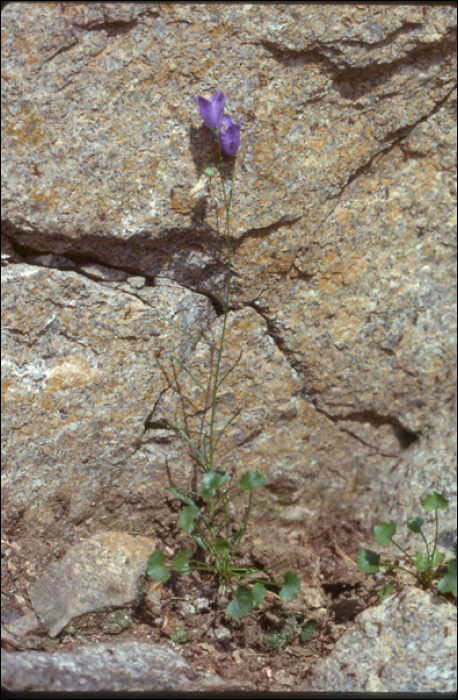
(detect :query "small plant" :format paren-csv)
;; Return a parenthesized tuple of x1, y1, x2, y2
(261, 615, 320, 653)
(146, 91, 300, 619)
(357, 491, 457, 599)
(170, 625, 190, 644)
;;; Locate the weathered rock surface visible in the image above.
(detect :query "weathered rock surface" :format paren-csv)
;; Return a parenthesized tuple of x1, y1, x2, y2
(28, 531, 155, 637)
(1, 2, 457, 694)
(1, 640, 231, 692)
(302, 587, 457, 693)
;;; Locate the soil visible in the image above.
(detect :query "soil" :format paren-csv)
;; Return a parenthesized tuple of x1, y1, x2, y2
(2, 504, 405, 693)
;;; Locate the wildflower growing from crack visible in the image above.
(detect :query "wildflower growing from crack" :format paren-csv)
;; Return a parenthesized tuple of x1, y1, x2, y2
(218, 114, 242, 157)
(195, 90, 227, 130)
(196, 90, 242, 157)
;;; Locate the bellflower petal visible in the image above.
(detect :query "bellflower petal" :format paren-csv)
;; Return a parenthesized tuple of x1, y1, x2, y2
(218, 115, 242, 157)
(195, 91, 227, 130)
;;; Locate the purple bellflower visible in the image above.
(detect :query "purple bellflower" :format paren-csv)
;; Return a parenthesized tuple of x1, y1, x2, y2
(195, 90, 227, 130)
(218, 114, 242, 157)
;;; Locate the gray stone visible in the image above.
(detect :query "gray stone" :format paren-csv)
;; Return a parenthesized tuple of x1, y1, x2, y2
(28, 531, 155, 637)
(302, 587, 457, 692)
(1, 641, 230, 692)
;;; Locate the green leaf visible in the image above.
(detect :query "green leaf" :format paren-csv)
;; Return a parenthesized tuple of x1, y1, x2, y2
(213, 539, 231, 556)
(374, 521, 397, 547)
(414, 551, 433, 572)
(300, 618, 320, 642)
(239, 470, 267, 492)
(406, 516, 424, 534)
(179, 504, 201, 533)
(172, 549, 194, 574)
(422, 491, 449, 512)
(146, 550, 171, 583)
(437, 557, 457, 597)
(451, 541, 457, 557)
(200, 470, 231, 499)
(227, 585, 256, 618)
(431, 551, 445, 567)
(204, 166, 215, 178)
(251, 583, 266, 607)
(357, 548, 381, 574)
(279, 571, 300, 602)
(377, 583, 394, 599)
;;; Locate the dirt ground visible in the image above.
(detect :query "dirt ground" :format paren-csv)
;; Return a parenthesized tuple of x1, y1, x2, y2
(2, 499, 406, 693)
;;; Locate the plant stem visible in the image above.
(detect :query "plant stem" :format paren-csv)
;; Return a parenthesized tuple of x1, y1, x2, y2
(430, 509, 439, 561)
(391, 538, 417, 568)
(208, 143, 236, 472)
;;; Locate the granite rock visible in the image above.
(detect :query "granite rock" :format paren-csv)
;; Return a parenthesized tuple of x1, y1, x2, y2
(1, 3, 457, 693)
(301, 587, 457, 693)
(28, 531, 155, 637)
(1, 640, 231, 692)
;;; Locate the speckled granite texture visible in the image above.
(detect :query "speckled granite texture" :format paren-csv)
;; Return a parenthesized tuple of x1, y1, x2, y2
(1, 3, 457, 692)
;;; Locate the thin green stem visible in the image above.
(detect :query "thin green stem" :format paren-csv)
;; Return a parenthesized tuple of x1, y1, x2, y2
(208, 143, 236, 471)
(379, 560, 426, 584)
(431, 509, 439, 561)
(391, 538, 417, 568)
(419, 528, 431, 563)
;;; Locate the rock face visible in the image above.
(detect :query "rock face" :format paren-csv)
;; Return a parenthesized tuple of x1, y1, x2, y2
(28, 531, 155, 637)
(301, 587, 457, 693)
(1, 640, 229, 692)
(1, 2, 457, 693)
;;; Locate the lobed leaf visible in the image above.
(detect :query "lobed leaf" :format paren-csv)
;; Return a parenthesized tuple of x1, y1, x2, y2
(279, 571, 300, 602)
(300, 618, 320, 642)
(227, 585, 257, 618)
(239, 470, 267, 492)
(374, 520, 396, 547)
(437, 557, 457, 597)
(414, 551, 434, 572)
(179, 504, 201, 533)
(422, 491, 449, 512)
(251, 583, 266, 607)
(213, 539, 231, 556)
(406, 516, 424, 534)
(200, 470, 231, 499)
(146, 550, 171, 583)
(357, 548, 380, 574)
(172, 549, 194, 574)
(377, 583, 394, 599)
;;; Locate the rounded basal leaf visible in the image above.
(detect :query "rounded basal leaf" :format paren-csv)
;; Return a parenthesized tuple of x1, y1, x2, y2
(407, 516, 424, 534)
(251, 583, 266, 607)
(239, 470, 267, 492)
(374, 521, 396, 547)
(204, 167, 215, 178)
(179, 504, 200, 533)
(227, 585, 256, 618)
(413, 551, 431, 572)
(377, 583, 394, 600)
(357, 548, 380, 574)
(279, 571, 300, 602)
(422, 491, 449, 512)
(431, 551, 445, 567)
(213, 539, 231, 556)
(300, 618, 320, 642)
(172, 549, 194, 574)
(146, 550, 171, 583)
(437, 557, 457, 598)
(201, 470, 231, 499)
